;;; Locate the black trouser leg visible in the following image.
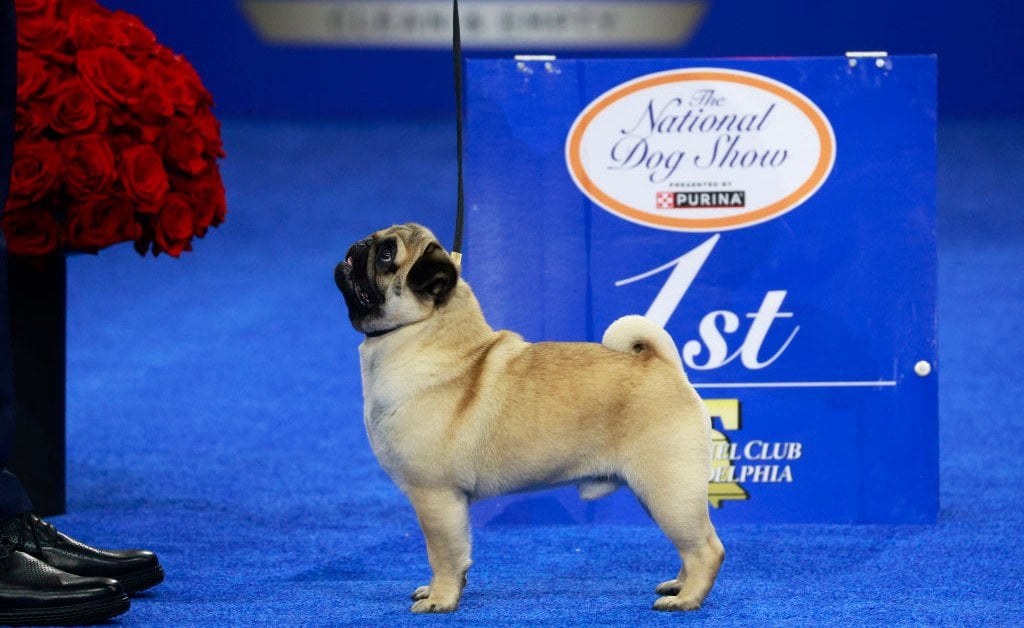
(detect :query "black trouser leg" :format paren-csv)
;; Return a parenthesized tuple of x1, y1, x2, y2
(0, 0, 34, 521)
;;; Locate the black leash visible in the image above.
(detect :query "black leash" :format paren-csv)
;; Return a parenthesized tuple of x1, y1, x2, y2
(451, 0, 464, 263)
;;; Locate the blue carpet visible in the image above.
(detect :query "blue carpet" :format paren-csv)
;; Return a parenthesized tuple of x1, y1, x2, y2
(50, 116, 1023, 626)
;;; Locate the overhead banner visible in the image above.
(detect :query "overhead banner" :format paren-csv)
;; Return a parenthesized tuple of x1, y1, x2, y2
(462, 55, 937, 524)
(241, 0, 707, 49)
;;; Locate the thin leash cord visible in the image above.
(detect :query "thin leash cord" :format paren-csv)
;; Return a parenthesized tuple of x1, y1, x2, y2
(451, 0, 465, 261)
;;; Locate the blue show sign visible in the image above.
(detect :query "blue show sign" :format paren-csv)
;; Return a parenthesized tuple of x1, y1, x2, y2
(462, 55, 937, 525)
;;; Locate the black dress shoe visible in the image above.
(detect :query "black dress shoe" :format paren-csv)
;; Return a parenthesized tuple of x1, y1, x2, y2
(0, 539, 129, 626)
(1, 514, 164, 595)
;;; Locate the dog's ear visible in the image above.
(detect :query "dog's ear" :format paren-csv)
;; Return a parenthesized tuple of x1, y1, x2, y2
(408, 243, 458, 303)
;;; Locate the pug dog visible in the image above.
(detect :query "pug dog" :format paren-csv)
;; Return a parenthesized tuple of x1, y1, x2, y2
(334, 223, 723, 613)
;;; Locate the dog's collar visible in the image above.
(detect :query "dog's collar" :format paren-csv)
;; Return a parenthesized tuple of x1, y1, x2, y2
(365, 325, 403, 338)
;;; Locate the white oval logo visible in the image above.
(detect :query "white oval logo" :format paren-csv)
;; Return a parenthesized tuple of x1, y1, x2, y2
(566, 68, 836, 232)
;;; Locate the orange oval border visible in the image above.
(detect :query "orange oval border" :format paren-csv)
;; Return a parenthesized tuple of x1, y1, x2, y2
(566, 68, 836, 232)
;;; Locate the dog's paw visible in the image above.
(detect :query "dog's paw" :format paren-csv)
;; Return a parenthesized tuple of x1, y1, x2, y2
(410, 597, 459, 613)
(655, 579, 682, 596)
(410, 585, 430, 601)
(652, 595, 702, 612)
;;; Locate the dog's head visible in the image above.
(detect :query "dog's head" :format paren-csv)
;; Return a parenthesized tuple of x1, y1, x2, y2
(334, 223, 459, 336)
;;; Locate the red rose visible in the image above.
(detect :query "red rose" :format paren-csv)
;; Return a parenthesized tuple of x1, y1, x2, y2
(193, 107, 226, 158)
(13, 0, 49, 15)
(48, 77, 100, 134)
(136, 81, 175, 124)
(140, 60, 178, 115)
(1, 208, 62, 256)
(172, 167, 226, 235)
(60, 135, 116, 199)
(153, 193, 194, 257)
(160, 116, 208, 175)
(110, 11, 157, 58)
(15, 102, 49, 137)
(145, 55, 208, 114)
(9, 140, 63, 203)
(16, 16, 70, 61)
(68, 10, 127, 51)
(118, 144, 169, 212)
(83, 101, 114, 134)
(64, 195, 142, 252)
(16, 51, 50, 101)
(56, 0, 109, 20)
(75, 46, 142, 106)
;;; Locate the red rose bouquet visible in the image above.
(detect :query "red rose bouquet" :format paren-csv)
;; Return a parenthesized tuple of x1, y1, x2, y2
(1, 0, 226, 257)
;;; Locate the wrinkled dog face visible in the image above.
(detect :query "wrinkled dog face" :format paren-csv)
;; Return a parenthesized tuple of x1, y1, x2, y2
(334, 224, 458, 335)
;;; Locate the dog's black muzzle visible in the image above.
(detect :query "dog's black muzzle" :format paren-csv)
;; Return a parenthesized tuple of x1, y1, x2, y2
(335, 238, 382, 317)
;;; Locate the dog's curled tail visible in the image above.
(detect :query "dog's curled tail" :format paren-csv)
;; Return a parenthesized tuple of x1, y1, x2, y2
(601, 315, 684, 372)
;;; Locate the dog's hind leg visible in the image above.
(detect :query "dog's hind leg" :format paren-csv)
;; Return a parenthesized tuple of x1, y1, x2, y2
(404, 487, 473, 613)
(624, 451, 724, 611)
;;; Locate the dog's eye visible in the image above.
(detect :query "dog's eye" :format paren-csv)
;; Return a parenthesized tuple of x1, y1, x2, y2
(377, 248, 393, 264)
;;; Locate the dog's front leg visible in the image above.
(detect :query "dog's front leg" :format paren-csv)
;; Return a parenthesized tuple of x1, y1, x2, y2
(405, 487, 472, 613)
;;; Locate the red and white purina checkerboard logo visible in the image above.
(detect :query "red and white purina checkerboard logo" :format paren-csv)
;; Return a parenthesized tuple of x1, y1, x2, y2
(656, 192, 675, 209)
